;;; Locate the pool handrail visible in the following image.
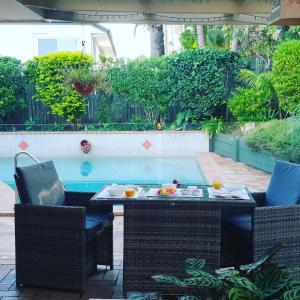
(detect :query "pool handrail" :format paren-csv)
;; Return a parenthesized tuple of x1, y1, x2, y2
(14, 151, 41, 170)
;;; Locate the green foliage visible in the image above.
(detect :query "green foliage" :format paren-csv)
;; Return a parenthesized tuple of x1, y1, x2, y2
(109, 49, 242, 123)
(228, 88, 276, 122)
(244, 119, 300, 163)
(65, 67, 110, 93)
(202, 118, 226, 137)
(0, 56, 26, 122)
(151, 244, 300, 300)
(25, 52, 93, 123)
(180, 26, 198, 49)
(272, 40, 300, 115)
(170, 112, 192, 131)
(109, 56, 170, 122)
(166, 49, 242, 120)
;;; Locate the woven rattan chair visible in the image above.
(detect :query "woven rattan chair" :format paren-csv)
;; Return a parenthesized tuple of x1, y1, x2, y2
(221, 160, 300, 269)
(14, 160, 114, 293)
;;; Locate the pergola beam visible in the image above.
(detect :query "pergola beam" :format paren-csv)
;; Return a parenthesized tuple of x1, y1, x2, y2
(17, 0, 273, 14)
(28, 6, 270, 25)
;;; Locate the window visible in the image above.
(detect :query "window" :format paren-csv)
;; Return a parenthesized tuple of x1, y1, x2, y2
(38, 38, 77, 56)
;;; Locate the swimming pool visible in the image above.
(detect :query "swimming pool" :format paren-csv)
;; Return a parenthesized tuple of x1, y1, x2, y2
(0, 157, 207, 192)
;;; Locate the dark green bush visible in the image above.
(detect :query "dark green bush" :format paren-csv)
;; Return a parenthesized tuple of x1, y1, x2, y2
(272, 40, 300, 115)
(228, 87, 276, 122)
(0, 56, 26, 122)
(109, 49, 242, 122)
(244, 119, 300, 163)
(25, 52, 93, 123)
(165, 49, 242, 120)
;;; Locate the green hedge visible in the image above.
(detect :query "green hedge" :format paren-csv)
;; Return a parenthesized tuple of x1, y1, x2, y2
(109, 48, 242, 122)
(272, 40, 300, 115)
(244, 119, 300, 163)
(228, 87, 275, 122)
(25, 52, 93, 123)
(0, 56, 25, 122)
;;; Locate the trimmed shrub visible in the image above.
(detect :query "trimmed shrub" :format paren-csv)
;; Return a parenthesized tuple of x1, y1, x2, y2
(109, 49, 242, 122)
(25, 52, 93, 123)
(109, 56, 170, 122)
(272, 40, 300, 115)
(0, 56, 26, 122)
(244, 119, 300, 163)
(165, 49, 242, 120)
(228, 87, 275, 122)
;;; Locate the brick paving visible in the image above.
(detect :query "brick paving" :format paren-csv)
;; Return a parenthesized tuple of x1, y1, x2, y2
(197, 152, 270, 192)
(0, 217, 124, 300)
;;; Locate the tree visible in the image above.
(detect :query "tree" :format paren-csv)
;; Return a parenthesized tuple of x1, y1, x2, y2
(0, 56, 26, 123)
(196, 25, 205, 48)
(149, 25, 165, 56)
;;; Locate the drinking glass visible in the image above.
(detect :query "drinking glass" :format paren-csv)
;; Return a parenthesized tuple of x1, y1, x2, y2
(212, 177, 223, 190)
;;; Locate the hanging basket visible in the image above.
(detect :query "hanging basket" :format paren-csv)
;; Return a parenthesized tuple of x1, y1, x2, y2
(80, 139, 92, 154)
(73, 81, 95, 95)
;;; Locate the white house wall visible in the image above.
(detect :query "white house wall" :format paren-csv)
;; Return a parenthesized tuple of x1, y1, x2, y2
(0, 23, 106, 62)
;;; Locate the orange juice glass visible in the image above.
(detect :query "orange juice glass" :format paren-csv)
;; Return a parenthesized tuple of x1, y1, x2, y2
(125, 189, 136, 197)
(212, 177, 223, 190)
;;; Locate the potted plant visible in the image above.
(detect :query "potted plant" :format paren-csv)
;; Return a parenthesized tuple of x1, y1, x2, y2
(66, 67, 108, 96)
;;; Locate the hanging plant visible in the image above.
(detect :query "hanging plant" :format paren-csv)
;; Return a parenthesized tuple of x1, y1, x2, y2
(66, 67, 110, 96)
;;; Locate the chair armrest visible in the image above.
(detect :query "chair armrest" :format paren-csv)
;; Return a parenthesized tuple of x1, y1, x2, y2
(251, 192, 266, 207)
(15, 204, 86, 237)
(65, 191, 113, 214)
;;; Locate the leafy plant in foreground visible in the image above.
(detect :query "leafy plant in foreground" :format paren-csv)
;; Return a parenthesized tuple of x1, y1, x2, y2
(146, 244, 300, 300)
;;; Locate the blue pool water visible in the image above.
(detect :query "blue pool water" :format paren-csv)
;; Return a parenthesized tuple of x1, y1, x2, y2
(0, 157, 207, 192)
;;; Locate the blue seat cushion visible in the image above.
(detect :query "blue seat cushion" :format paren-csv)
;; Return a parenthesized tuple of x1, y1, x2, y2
(85, 212, 114, 240)
(266, 160, 300, 206)
(15, 161, 65, 206)
(223, 213, 252, 231)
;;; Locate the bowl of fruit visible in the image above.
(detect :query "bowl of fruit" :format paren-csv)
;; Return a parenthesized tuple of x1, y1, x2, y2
(157, 185, 177, 196)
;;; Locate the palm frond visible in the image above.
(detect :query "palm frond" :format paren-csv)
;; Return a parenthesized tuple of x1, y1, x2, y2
(238, 69, 258, 87)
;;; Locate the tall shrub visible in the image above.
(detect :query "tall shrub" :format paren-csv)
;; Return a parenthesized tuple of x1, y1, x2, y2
(109, 56, 170, 122)
(109, 49, 242, 122)
(25, 52, 93, 123)
(0, 56, 26, 122)
(166, 49, 242, 120)
(272, 40, 300, 115)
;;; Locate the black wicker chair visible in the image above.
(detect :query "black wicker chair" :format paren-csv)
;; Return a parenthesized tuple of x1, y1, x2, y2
(221, 160, 300, 269)
(14, 160, 114, 293)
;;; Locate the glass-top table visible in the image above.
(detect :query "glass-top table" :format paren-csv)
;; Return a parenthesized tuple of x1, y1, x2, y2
(90, 184, 256, 294)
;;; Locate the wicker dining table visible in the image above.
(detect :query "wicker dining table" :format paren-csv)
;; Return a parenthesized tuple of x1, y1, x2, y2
(90, 185, 256, 294)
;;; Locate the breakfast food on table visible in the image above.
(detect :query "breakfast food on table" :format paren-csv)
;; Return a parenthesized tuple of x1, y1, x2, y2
(157, 187, 177, 196)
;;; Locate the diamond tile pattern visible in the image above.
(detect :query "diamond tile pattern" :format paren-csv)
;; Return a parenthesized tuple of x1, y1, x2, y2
(18, 141, 29, 150)
(142, 140, 152, 150)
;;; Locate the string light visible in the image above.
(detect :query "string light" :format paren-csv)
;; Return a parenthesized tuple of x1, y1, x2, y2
(68, 11, 269, 23)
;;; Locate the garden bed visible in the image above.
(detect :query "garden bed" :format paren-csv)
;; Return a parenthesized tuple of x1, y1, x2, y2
(211, 134, 280, 173)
